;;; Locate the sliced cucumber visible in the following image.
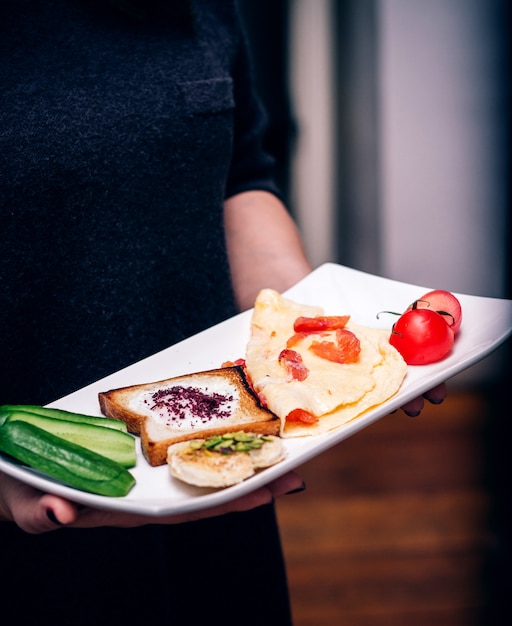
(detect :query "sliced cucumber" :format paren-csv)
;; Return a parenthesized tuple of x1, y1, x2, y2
(0, 421, 135, 497)
(3, 410, 136, 468)
(0, 404, 127, 432)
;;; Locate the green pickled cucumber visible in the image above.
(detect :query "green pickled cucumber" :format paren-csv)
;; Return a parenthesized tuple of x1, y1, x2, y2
(0, 421, 135, 497)
(0, 404, 127, 432)
(3, 410, 136, 468)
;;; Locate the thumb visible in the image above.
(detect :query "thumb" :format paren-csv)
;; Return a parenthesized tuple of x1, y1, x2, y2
(0, 472, 80, 534)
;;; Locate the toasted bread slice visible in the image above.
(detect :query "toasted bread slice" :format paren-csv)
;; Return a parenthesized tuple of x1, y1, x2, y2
(167, 433, 285, 488)
(167, 442, 255, 488)
(98, 366, 279, 466)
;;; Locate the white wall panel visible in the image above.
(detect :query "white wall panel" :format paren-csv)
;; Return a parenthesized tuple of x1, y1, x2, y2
(378, 0, 507, 299)
(288, 0, 336, 268)
(288, 0, 508, 383)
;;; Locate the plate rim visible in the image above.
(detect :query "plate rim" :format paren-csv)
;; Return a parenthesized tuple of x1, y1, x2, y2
(1, 262, 511, 516)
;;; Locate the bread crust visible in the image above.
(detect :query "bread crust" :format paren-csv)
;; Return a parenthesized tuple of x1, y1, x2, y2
(143, 418, 280, 467)
(98, 393, 145, 434)
(98, 366, 279, 466)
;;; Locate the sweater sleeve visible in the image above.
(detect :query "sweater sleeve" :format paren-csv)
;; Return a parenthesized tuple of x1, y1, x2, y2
(224, 15, 283, 201)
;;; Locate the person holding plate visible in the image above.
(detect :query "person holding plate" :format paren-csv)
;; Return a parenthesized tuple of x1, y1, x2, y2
(0, 1, 445, 624)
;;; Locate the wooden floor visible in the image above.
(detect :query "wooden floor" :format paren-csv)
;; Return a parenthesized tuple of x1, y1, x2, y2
(276, 385, 511, 626)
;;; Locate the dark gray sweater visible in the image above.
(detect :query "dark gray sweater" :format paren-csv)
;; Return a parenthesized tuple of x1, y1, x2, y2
(0, 0, 279, 404)
(0, 4, 292, 625)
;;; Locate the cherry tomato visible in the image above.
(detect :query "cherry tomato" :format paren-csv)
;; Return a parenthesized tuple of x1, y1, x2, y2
(407, 289, 462, 334)
(293, 315, 350, 333)
(389, 308, 455, 365)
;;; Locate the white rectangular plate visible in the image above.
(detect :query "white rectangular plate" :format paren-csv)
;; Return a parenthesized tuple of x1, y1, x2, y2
(1, 263, 511, 516)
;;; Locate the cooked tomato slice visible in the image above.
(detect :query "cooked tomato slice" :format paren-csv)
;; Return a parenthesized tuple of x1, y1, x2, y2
(278, 349, 309, 381)
(309, 341, 344, 363)
(286, 332, 309, 348)
(221, 358, 246, 368)
(286, 408, 318, 424)
(257, 392, 268, 407)
(335, 328, 361, 361)
(293, 315, 350, 333)
(287, 331, 332, 348)
(309, 329, 360, 364)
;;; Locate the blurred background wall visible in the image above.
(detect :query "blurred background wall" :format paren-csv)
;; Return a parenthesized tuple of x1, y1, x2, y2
(239, 0, 510, 385)
(238, 3, 510, 620)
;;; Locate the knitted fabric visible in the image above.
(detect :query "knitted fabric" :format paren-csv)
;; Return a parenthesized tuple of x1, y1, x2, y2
(0, 0, 279, 403)
(0, 4, 292, 626)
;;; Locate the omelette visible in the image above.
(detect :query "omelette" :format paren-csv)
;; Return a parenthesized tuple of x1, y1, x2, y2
(244, 289, 407, 437)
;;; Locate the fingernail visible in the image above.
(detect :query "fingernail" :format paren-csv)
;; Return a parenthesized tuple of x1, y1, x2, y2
(47, 509, 65, 526)
(426, 397, 444, 405)
(405, 410, 420, 418)
(286, 482, 306, 495)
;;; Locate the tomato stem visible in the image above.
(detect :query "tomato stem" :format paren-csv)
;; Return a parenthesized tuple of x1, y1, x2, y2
(376, 310, 401, 320)
(410, 299, 455, 325)
(436, 310, 455, 324)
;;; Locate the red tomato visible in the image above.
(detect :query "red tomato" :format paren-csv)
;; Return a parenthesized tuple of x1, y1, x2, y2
(336, 328, 361, 360)
(285, 408, 318, 424)
(309, 341, 342, 362)
(408, 289, 462, 334)
(286, 332, 309, 348)
(221, 358, 246, 368)
(293, 315, 350, 333)
(257, 392, 268, 407)
(390, 308, 455, 365)
(309, 329, 361, 364)
(278, 349, 309, 381)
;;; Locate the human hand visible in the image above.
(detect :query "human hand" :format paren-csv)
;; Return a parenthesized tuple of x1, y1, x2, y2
(0, 470, 305, 534)
(399, 382, 447, 417)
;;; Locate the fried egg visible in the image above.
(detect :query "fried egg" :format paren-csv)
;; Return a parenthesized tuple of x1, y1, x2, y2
(245, 289, 407, 437)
